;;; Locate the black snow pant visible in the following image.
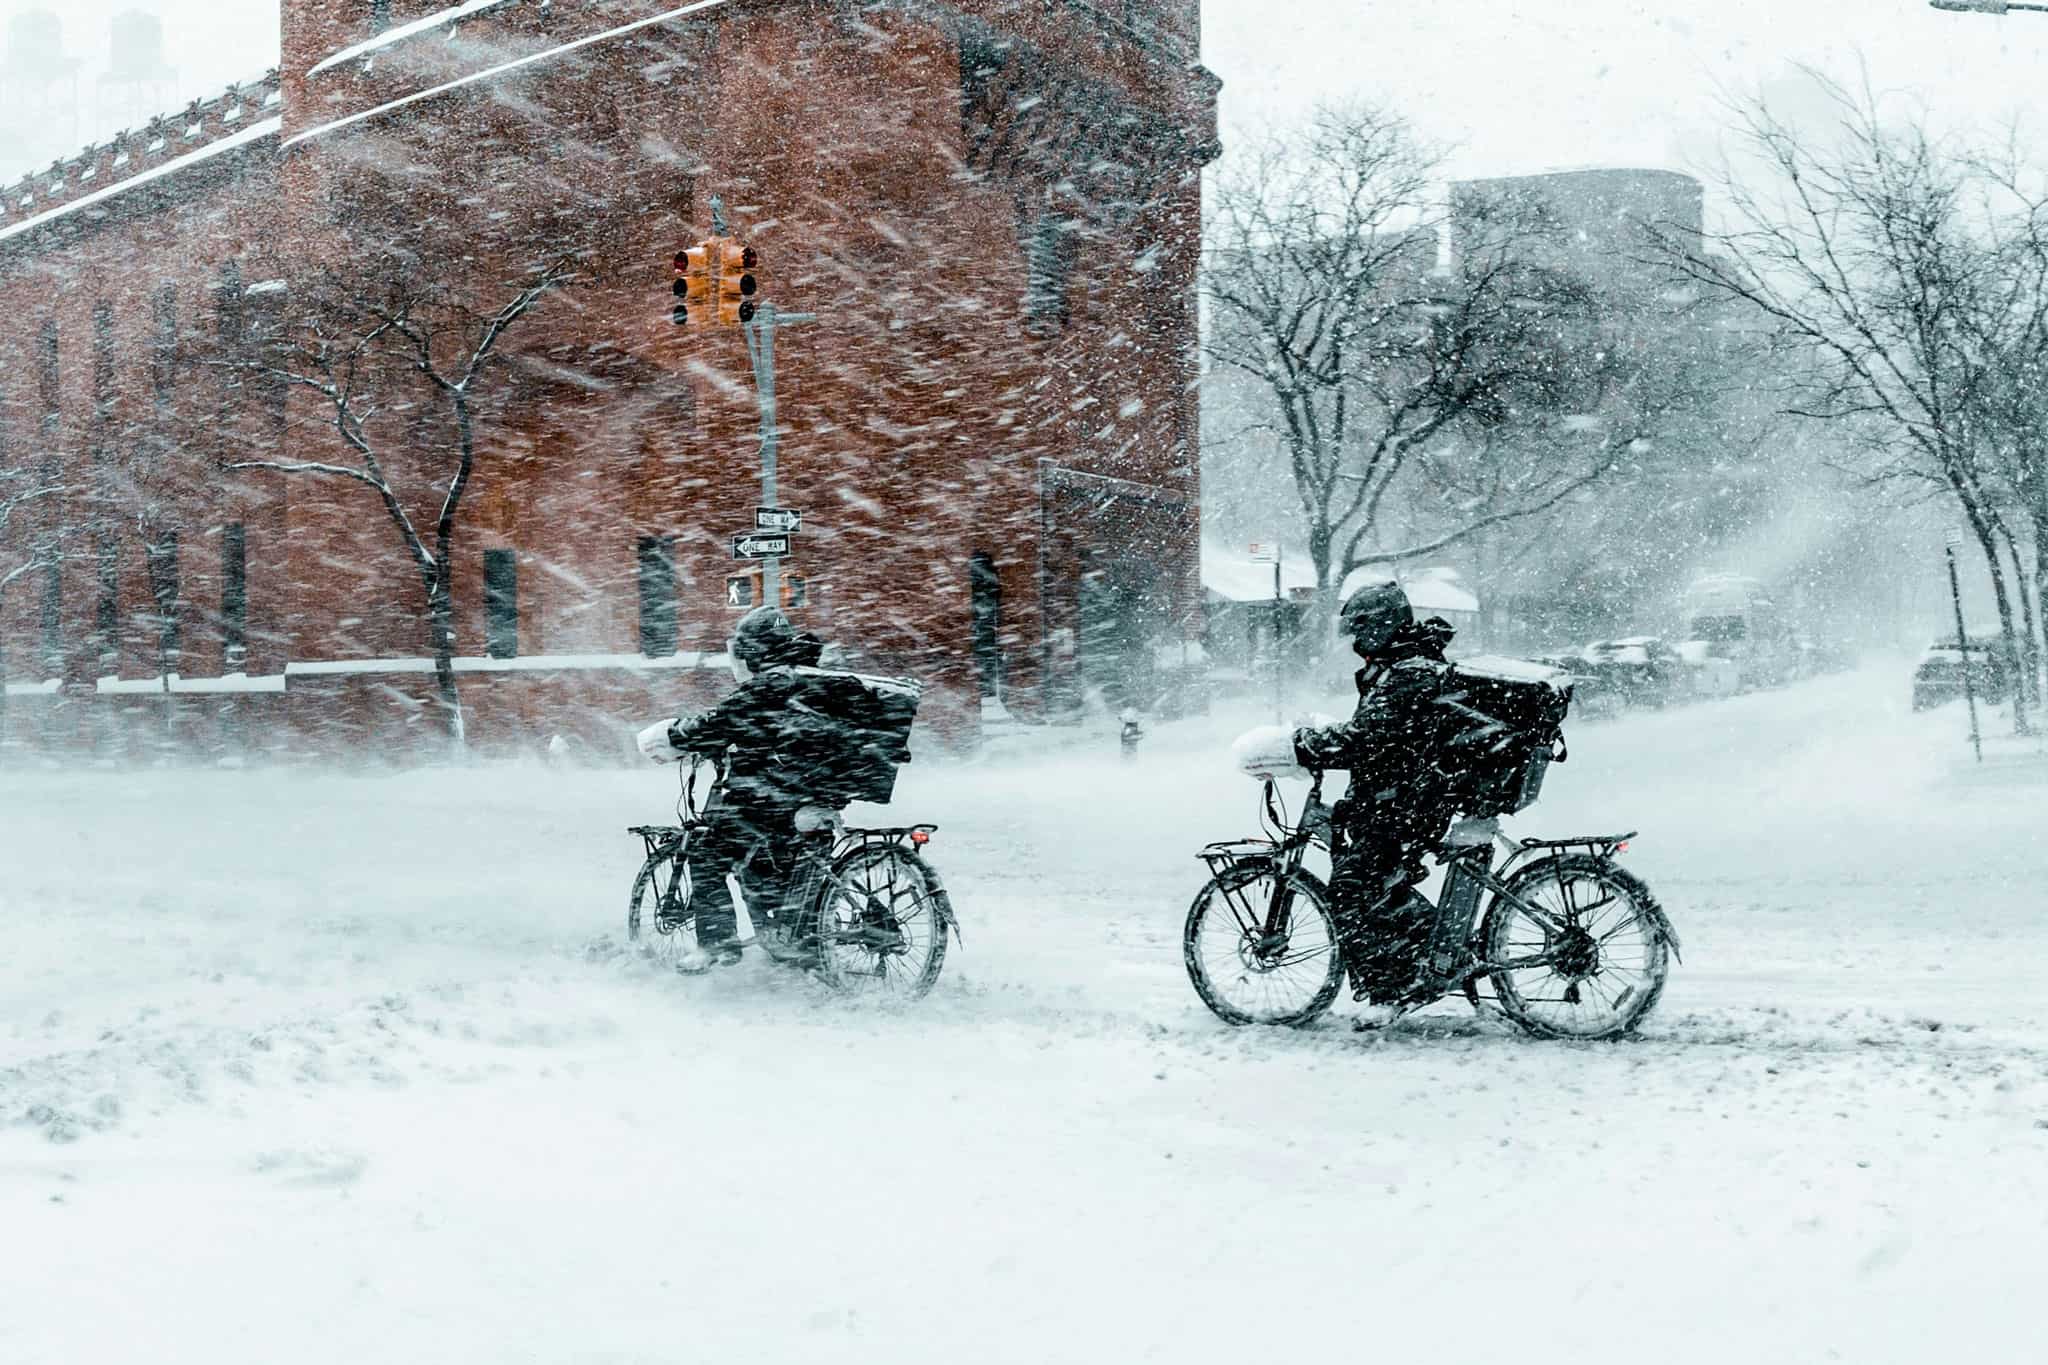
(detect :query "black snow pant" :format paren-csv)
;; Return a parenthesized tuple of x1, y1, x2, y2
(686, 802, 796, 949)
(1328, 814, 1447, 1004)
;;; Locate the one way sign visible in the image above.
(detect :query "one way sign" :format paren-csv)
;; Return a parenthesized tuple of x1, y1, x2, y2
(732, 531, 792, 560)
(755, 506, 802, 533)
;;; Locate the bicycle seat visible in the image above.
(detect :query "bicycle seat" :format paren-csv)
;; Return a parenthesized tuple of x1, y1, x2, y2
(793, 805, 842, 833)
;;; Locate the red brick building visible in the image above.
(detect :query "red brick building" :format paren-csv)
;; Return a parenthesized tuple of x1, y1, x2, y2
(0, 0, 1216, 759)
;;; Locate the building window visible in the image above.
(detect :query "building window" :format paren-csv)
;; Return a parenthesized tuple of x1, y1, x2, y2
(370, 0, 393, 33)
(92, 302, 114, 422)
(152, 285, 177, 405)
(221, 523, 247, 669)
(38, 320, 58, 421)
(970, 551, 1003, 698)
(637, 535, 677, 657)
(216, 260, 244, 348)
(483, 548, 518, 659)
(1025, 213, 1073, 331)
(95, 537, 118, 671)
(145, 531, 180, 675)
(39, 557, 61, 675)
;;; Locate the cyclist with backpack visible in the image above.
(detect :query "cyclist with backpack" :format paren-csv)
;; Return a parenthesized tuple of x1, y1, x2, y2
(1245, 581, 1464, 1008)
(635, 606, 845, 972)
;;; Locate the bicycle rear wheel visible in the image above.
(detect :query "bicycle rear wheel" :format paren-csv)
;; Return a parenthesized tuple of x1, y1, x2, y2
(1183, 863, 1343, 1027)
(811, 844, 950, 1000)
(1480, 854, 1669, 1039)
(627, 850, 696, 971)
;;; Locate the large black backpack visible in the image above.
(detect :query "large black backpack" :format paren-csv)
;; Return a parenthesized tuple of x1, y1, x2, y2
(782, 668, 923, 806)
(1432, 657, 1573, 816)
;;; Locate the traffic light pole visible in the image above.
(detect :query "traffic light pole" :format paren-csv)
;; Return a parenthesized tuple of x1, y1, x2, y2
(742, 303, 815, 608)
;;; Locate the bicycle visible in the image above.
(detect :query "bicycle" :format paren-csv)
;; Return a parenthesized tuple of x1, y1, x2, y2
(1183, 771, 1681, 1039)
(626, 758, 957, 999)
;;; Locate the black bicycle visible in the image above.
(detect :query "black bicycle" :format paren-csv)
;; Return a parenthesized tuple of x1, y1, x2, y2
(1183, 772, 1680, 1038)
(627, 759, 956, 999)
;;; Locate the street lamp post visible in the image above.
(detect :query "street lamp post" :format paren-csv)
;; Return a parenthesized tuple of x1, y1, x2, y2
(1929, 2, 2048, 15)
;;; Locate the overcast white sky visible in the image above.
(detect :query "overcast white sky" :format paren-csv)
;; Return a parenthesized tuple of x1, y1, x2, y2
(1, 0, 2046, 190)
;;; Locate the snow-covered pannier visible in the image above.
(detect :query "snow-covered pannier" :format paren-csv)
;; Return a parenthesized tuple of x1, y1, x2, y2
(788, 669, 924, 806)
(1434, 656, 1573, 817)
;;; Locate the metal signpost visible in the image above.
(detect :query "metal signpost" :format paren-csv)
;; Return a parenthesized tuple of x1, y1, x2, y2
(741, 302, 815, 609)
(672, 195, 818, 615)
(1249, 542, 1283, 722)
(1945, 534, 1984, 764)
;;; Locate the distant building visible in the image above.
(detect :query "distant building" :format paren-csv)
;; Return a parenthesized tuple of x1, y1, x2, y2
(0, 1, 1220, 760)
(1448, 167, 1704, 295)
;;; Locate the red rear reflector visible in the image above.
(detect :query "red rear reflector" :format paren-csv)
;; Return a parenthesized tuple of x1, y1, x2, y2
(1616, 841, 1630, 853)
(911, 830, 930, 845)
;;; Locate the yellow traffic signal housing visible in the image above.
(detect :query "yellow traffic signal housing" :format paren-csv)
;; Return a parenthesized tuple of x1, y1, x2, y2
(716, 239, 759, 325)
(671, 243, 713, 326)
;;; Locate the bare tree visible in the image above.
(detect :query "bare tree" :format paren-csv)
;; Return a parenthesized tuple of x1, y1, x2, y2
(1205, 104, 1629, 625)
(0, 468, 68, 751)
(1663, 72, 2035, 727)
(223, 258, 575, 748)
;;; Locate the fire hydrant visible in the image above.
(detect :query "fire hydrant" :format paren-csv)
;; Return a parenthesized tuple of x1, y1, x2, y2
(1119, 707, 1145, 758)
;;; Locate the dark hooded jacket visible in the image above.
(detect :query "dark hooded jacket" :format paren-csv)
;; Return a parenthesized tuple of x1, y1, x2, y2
(1293, 618, 1458, 836)
(664, 631, 847, 808)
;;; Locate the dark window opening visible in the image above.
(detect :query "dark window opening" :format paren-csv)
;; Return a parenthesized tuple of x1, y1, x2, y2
(638, 535, 677, 657)
(216, 261, 244, 348)
(92, 303, 114, 423)
(1025, 214, 1074, 330)
(152, 285, 177, 405)
(970, 551, 1003, 698)
(95, 537, 118, 670)
(484, 548, 518, 660)
(221, 523, 247, 669)
(38, 320, 58, 422)
(370, 0, 394, 34)
(38, 557, 61, 675)
(145, 531, 180, 675)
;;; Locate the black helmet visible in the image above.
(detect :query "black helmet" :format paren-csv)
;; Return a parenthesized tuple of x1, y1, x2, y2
(1339, 580, 1413, 655)
(729, 606, 822, 675)
(730, 606, 800, 669)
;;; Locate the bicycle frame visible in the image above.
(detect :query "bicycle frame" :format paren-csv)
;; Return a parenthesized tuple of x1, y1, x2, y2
(629, 761, 955, 954)
(1200, 774, 1673, 988)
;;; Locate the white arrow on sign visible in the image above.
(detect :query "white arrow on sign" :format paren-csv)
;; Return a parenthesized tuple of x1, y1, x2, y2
(755, 506, 802, 533)
(732, 532, 792, 560)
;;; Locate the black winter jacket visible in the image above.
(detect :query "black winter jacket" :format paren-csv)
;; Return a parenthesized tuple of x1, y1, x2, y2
(665, 665, 861, 809)
(1293, 621, 1457, 835)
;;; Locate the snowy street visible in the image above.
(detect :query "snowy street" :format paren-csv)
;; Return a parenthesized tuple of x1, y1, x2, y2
(5, 665, 2047, 1364)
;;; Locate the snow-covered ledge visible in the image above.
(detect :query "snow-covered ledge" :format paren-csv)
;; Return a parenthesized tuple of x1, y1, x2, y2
(284, 652, 728, 677)
(308, 0, 519, 77)
(95, 672, 287, 695)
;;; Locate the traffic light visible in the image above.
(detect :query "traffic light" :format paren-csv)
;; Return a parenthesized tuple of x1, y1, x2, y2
(717, 240, 758, 325)
(671, 243, 712, 326)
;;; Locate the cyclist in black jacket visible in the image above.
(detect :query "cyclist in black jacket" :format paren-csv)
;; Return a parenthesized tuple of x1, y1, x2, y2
(636, 607, 842, 971)
(1292, 581, 1461, 1007)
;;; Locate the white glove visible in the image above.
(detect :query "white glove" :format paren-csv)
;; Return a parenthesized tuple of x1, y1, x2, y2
(636, 718, 686, 764)
(1232, 724, 1306, 782)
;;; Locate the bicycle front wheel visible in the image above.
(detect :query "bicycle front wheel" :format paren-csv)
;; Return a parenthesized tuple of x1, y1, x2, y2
(1481, 854, 1670, 1039)
(627, 850, 696, 971)
(1183, 863, 1343, 1027)
(811, 844, 951, 1000)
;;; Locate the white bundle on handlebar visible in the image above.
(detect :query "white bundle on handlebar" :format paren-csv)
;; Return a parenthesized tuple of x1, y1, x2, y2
(1231, 724, 1307, 783)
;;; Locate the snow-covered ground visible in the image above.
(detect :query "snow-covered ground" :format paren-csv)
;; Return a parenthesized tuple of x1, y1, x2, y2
(5, 665, 2046, 1364)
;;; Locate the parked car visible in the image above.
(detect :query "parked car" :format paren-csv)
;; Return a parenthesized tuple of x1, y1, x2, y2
(1579, 636, 1691, 708)
(1911, 634, 2017, 710)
